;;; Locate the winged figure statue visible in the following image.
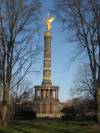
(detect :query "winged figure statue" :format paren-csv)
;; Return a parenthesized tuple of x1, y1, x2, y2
(46, 16, 56, 31)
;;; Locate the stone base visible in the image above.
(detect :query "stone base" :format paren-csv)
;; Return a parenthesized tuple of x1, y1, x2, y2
(33, 84, 62, 118)
(33, 98, 63, 118)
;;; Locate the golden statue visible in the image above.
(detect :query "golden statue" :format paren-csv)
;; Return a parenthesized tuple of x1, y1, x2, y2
(46, 15, 55, 31)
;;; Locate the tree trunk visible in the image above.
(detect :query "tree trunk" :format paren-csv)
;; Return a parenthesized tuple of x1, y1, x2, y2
(2, 104, 8, 127)
(97, 83, 100, 124)
(2, 84, 10, 127)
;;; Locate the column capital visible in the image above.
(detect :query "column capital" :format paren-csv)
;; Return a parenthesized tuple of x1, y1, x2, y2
(44, 31, 52, 37)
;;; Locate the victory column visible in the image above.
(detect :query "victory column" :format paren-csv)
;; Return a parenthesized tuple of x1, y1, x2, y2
(33, 15, 62, 118)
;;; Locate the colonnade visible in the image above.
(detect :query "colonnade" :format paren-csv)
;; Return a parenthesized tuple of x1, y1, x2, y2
(35, 88, 58, 100)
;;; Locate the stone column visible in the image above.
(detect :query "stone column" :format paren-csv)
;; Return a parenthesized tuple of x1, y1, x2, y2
(56, 90, 58, 99)
(42, 31, 52, 86)
(48, 89, 50, 97)
(50, 90, 52, 97)
(53, 90, 55, 99)
(37, 90, 40, 97)
(55, 90, 57, 99)
(35, 89, 36, 98)
(47, 89, 49, 97)
(36, 90, 38, 97)
(57, 90, 58, 100)
(54, 90, 56, 99)
(44, 90, 46, 98)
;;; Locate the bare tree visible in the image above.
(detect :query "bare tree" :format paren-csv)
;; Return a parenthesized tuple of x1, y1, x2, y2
(11, 78, 34, 120)
(12, 78, 34, 102)
(54, 0, 100, 123)
(71, 64, 94, 99)
(0, 0, 42, 126)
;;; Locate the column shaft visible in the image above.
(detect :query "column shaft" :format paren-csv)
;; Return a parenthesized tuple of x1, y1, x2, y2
(43, 31, 52, 86)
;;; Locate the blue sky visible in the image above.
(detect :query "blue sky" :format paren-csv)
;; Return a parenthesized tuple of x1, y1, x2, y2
(27, 0, 80, 102)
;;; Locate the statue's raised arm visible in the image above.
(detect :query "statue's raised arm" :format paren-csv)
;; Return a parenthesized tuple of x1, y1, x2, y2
(46, 16, 56, 31)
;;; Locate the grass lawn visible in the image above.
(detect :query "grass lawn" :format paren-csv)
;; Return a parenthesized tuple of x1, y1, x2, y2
(0, 119, 100, 133)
